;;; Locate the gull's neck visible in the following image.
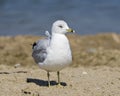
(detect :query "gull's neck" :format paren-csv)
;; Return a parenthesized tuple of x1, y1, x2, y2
(52, 32, 65, 36)
(51, 33, 67, 40)
(50, 33, 69, 49)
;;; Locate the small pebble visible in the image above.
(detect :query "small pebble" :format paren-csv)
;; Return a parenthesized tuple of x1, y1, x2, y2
(82, 71, 88, 75)
(14, 63, 21, 68)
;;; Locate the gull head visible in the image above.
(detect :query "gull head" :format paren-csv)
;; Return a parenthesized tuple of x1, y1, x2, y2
(51, 20, 75, 34)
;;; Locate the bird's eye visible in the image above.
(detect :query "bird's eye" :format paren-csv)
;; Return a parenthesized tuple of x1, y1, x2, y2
(58, 25, 63, 28)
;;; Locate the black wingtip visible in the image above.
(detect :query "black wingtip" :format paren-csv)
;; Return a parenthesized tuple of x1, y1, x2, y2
(32, 42, 37, 49)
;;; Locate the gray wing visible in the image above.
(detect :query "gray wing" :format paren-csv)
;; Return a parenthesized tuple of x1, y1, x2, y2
(32, 38, 50, 63)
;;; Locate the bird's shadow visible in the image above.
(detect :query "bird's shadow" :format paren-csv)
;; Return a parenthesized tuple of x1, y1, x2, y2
(26, 78, 67, 87)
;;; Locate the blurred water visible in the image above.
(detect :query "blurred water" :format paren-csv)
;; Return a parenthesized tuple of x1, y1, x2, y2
(0, 0, 120, 36)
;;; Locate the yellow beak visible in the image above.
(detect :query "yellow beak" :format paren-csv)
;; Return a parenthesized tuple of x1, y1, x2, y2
(66, 28, 75, 33)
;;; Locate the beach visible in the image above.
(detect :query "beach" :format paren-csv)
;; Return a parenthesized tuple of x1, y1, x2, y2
(0, 33, 120, 96)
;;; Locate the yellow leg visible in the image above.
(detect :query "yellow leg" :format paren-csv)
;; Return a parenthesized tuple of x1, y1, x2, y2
(57, 71, 60, 85)
(57, 71, 63, 88)
(47, 71, 50, 87)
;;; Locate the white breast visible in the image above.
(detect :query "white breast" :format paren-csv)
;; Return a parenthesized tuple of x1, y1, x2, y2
(39, 33, 72, 72)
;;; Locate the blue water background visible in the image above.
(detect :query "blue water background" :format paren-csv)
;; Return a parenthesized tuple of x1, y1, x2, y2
(0, 0, 120, 36)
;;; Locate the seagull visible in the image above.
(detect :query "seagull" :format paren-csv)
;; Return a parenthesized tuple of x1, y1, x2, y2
(32, 20, 75, 87)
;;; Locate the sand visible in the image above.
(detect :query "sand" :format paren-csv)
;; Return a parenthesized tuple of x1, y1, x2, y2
(0, 66, 120, 96)
(0, 33, 120, 96)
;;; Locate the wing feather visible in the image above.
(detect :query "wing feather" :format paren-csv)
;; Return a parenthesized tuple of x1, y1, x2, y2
(32, 38, 50, 63)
